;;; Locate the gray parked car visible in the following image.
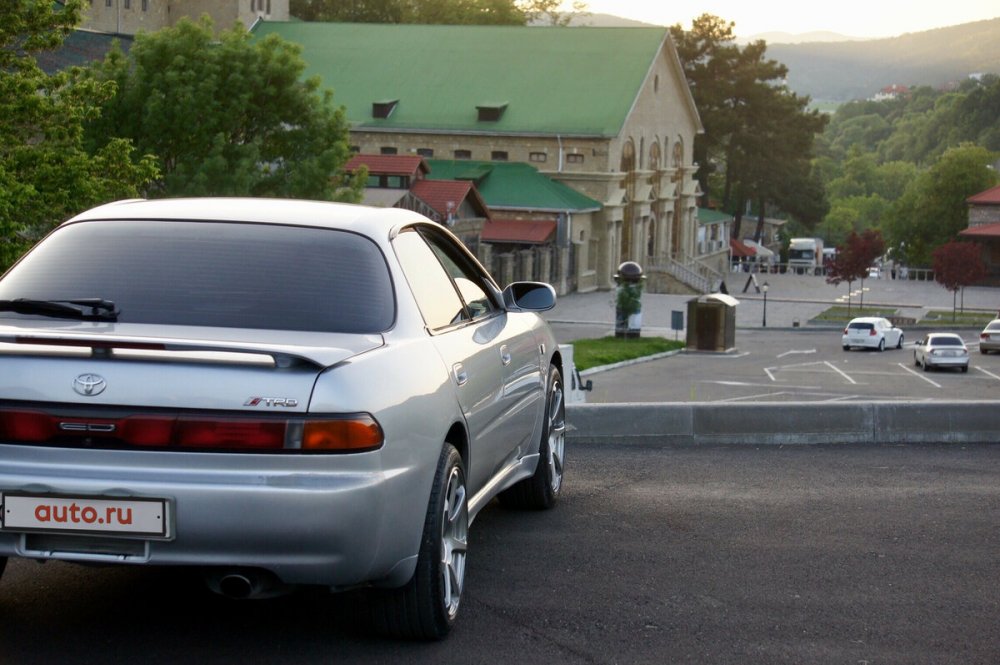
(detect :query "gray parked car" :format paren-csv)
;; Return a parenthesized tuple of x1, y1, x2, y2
(0, 198, 565, 639)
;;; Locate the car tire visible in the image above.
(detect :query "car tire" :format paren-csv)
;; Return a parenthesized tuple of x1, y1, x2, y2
(914, 354, 920, 367)
(896, 334, 904, 349)
(923, 360, 931, 372)
(0, 557, 6, 582)
(843, 345, 850, 351)
(370, 444, 468, 640)
(498, 365, 566, 511)
(962, 365, 969, 373)
(878, 339, 885, 352)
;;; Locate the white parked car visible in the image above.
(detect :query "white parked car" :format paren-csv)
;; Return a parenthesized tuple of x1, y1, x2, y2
(913, 333, 970, 372)
(842, 317, 904, 351)
(0, 198, 565, 639)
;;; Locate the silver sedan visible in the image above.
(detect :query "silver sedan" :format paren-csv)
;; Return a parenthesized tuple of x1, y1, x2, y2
(0, 198, 566, 639)
(913, 333, 970, 372)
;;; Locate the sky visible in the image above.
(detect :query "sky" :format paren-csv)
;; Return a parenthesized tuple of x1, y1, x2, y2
(568, 1, 1000, 39)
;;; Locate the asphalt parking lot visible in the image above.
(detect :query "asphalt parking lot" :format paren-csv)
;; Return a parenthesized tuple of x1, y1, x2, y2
(578, 328, 1000, 403)
(4, 442, 999, 664)
(547, 273, 1000, 404)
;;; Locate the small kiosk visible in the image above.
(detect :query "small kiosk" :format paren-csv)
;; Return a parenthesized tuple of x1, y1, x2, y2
(686, 293, 739, 352)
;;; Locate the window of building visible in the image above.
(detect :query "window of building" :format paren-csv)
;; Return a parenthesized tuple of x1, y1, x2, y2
(491, 151, 508, 161)
(124, 0, 130, 8)
(372, 100, 399, 119)
(106, 0, 112, 6)
(529, 152, 547, 163)
(476, 103, 508, 122)
(454, 150, 472, 160)
(386, 175, 405, 188)
(380, 147, 398, 155)
(142, 0, 148, 10)
(416, 148, 434, 157)
(566, 153, 584, 164)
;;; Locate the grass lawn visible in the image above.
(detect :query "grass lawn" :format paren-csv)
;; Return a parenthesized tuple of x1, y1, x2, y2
(921, 309, 996, 326)
(813, 306, 995, 326)
(812, 306, 898, 322)
(569, 336, 684, 371)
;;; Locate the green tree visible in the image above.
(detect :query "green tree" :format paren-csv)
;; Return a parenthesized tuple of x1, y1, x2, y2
(883, 144, 998, 266)
(81, 17, 365, 201)
(670, 15, 828, 239)
(0, 0, 158, 269)
(289, 0, 584, 25)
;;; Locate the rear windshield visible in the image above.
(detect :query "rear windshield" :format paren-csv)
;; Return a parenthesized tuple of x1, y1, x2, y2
(0, 220, 395, 333)
(848, 322, 874, 330)
(931, 337, 963, 346)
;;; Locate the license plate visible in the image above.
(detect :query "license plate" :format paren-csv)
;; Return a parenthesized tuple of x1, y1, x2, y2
(1, 493, 168, 537)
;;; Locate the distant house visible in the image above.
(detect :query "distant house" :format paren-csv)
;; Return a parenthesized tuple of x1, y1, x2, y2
(250, 21, 706, 294)
(344, 154, 491, 257)
(959, 183, 1000, 283)
(426, 160, 601, 293)
(871, 84, 910, 102)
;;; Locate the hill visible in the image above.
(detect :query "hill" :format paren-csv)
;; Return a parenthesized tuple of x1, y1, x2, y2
(767, 17, 1000, 102)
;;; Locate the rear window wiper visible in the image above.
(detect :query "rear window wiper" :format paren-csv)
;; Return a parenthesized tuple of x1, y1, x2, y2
(0, 298, 120, 321)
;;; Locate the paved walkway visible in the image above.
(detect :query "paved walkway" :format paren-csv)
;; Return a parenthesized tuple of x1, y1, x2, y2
(545, 272, 1000, 342)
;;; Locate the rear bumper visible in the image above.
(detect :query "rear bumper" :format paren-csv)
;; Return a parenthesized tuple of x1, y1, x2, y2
(0, 443, 428, 589)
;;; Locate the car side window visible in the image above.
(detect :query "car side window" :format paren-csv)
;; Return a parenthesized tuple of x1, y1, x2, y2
(394, 228, 467, 330)
(420, 233, 497, 321)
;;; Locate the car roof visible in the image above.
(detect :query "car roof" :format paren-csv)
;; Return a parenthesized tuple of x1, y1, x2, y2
(64, 197, 429, 235)
(847, 317, 886, 324)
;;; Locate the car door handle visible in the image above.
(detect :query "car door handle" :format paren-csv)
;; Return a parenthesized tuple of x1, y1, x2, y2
(452, 363, 468, 386)
(499, 345, 512, 366)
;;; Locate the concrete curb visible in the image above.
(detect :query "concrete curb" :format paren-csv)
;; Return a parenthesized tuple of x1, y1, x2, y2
(566, 401, 1000, 447)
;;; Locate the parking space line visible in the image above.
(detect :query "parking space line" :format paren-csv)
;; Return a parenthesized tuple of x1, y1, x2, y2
(777, 349, 817, 358)
(975, 366, 1000, 381)
(898, 363, 942, 387)
(823, 361, 858, 385)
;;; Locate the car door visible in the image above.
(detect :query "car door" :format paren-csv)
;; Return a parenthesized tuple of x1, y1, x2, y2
(392, 226, 542, 493)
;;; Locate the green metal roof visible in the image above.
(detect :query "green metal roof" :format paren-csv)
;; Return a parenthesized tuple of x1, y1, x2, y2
(249, 22, 670, 137)
(698, 208, 734, 225)
(426, 160, 601, 212)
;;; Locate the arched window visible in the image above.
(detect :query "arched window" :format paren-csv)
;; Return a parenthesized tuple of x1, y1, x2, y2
(620, 140, 637, 263)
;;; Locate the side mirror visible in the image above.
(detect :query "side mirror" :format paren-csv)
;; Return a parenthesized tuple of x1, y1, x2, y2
(502, 282, 556, 312)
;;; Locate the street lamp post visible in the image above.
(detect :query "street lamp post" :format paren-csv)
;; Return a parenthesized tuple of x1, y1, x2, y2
(762, 281, 770, 327)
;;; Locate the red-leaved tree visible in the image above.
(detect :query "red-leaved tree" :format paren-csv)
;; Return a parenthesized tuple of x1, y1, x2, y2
(825, 230, 885, 314)
(932, 241, 988, 321)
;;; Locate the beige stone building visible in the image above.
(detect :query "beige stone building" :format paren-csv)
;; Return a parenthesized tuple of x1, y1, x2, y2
(252, 21, 709, 294)
(80, 0, 288, 35)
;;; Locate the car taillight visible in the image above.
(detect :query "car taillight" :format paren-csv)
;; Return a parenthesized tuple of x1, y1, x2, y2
(869, 329, 877, 336)
(0, 407, 383, 453)
(982, 333, 990, 341)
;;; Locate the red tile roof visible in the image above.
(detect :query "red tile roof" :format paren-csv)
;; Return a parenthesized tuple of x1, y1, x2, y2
(481, 218, 556, 244)
(960, 222, 1000, 238)
(410, 179, 480, 219)
(730, 238, 756, 257)
(968, 184, 1000, 205)
(344, 153, 427, 177)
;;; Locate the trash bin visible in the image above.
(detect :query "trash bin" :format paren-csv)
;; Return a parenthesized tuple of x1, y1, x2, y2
(686, 293, 738, 352)
(614, 261, 645, 338)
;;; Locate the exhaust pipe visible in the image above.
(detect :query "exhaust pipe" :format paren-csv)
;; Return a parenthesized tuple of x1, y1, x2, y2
(205, 568, 291, 599)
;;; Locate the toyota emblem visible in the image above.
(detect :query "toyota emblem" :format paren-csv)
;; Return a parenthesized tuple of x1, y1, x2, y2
(73, 373, 107, 396)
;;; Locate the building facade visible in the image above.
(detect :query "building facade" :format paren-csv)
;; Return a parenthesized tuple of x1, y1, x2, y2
(250, 22, 706, 294)
(80, 0, 288, 34)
